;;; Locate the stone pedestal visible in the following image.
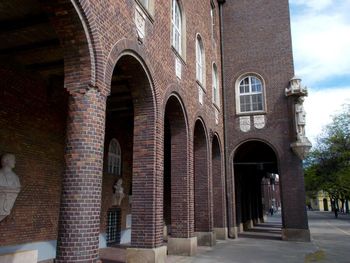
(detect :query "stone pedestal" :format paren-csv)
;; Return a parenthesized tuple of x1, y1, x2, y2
(126, 246, 167, 263)
(167, 237, 197, 256)
(229, 227, 238, 238)
(243, 219, 254, 230)
(214, 228, 228, 240)
(282, 228, 311, 242)
(0, 250, 38, 263)
(195, 231, 216, 246)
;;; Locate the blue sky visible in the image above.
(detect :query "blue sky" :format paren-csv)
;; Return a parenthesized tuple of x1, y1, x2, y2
(289, 0, 350, 144)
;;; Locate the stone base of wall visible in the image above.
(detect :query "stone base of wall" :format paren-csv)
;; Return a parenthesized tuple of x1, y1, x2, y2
(282, 228, 311, 242)
(126, 246, 167, 263)
(213, 228, 228, 240)
(167, 237, 197, 256)
(0, 250, 38, 263)
(195, 231, 216, 246)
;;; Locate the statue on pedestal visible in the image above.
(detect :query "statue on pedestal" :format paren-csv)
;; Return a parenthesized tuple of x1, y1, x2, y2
(113, 178, 125, 207)
(295, 97, 306, 141)
(0, 154, 21, 222)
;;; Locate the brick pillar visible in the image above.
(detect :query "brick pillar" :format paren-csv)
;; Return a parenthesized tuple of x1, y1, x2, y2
(212, 139, 227, 240)
(280, 153, 310, 241)
(56, 88, 106, 263)
(194, 122, 215, 247)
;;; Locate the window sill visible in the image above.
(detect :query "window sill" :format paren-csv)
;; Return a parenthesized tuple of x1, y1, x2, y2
(196, 80, 206, 93)
(236, 111, 266, 116)
(171, 45, 186, 64)
(213, 103, 220, 112)
(135, 0, 154, 23)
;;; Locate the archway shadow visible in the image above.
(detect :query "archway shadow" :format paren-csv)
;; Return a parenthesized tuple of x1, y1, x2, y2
(238, 220, 282, 241)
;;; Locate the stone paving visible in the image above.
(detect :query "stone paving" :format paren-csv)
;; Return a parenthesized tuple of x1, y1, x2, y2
(100, 211, 350, 263)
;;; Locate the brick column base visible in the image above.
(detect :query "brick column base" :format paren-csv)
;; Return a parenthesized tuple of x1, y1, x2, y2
(126, 246, 167, 263)
(282, 228, 311, 242)
(195, 232, 216, 246)
(214, 228, 228, 240)
(167, 237, 197, 256)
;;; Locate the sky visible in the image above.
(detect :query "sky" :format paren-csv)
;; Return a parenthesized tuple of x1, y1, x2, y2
(289, 0, 350, 144)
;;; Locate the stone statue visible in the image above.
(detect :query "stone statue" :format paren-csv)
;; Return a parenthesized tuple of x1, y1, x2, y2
(113, 178, 125, 207)
(0, 154, 21, 222)
(295, 97, 306, 141)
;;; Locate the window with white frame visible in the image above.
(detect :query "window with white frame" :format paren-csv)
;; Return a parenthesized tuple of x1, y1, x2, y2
(210, 1, 215, 39)
(196, 35, 204, 85)
(212, 63, 220, 107)
(139, 0, 149, 8)
(136, 0, 154, 15)
(172, 0, 182, 54)
(237, 75, 264, 113)
(108, 139, 121, 175)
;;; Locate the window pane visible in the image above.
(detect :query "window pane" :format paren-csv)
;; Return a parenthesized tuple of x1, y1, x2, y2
(238, 76, 264, 113)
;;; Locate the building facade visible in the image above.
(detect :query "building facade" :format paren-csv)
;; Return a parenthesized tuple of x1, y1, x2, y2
(0, 0, 309, 262)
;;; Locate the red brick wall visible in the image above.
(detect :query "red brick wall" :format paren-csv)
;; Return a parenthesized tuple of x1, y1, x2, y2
(222, 0, 308, 230)
(0, 68, 67, 246)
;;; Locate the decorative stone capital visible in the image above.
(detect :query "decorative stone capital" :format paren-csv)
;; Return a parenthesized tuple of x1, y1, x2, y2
(291, 137, 312, 160)
(285, 76, 308, 97)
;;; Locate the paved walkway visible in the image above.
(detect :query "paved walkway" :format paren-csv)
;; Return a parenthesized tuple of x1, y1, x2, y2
(100, 211, 350, 263)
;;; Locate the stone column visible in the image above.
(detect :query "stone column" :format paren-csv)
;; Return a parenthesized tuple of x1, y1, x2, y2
(56, 88, 106, 262)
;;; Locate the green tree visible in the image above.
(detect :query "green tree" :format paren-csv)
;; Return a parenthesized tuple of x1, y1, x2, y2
(304, 103, 350, 211)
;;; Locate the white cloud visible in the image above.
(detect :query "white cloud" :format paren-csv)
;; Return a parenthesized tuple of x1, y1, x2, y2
(290, 0, 350, 86)
(304, 87, 350, 145)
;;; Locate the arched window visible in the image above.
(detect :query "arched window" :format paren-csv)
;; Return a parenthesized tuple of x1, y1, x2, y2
(196, 35, 204, 84)
(237, 75, 265, 113)
(210, 1, 215, 39)
(108, 139, 121, 175)
(212, 63, 220, 107)
(172, 0, 182, 54)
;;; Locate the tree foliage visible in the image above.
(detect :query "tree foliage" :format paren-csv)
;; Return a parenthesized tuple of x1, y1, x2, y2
(304, 103, 350, 201)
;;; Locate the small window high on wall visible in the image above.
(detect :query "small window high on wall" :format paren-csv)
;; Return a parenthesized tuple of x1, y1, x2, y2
(196, 35, 204, 85)
(212, 63, 220, 107)
(237, 75, 265, 114)
(108, 139, 121, 175)
(172, 0, 182, 55)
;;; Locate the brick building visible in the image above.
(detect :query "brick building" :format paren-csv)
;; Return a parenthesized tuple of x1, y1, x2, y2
(0, 0, 310, 262)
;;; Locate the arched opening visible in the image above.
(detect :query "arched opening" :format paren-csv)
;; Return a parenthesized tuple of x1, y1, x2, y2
(103, 54, 159, 248)
(323, 198, 329, 211)
(0, 1, 77, 261)
(194, 120, 215, 246)
(212, 135, 227, 239)
(163, 95, 190, 238)
(233, 140, 281, 238)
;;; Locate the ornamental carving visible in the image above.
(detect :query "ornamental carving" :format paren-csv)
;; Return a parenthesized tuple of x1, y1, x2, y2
(286, 77, 312, 160)
(239, 116, 251, 132)
(0, 154, 21, 222)
(113, 178, 125, 207)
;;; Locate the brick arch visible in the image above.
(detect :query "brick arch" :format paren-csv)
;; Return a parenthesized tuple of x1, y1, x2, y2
(231, 137, 282, 169)
(232, 139, 279, 231)
(106, 52, 163, 248)
(164, 94, 193, 239)
(104, 39, 160, 104)
(41, 0, 101, 95)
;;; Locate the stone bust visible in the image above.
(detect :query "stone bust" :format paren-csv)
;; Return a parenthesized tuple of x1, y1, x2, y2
(0, 153, 21, 222)
(0, 154, 20, 188)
